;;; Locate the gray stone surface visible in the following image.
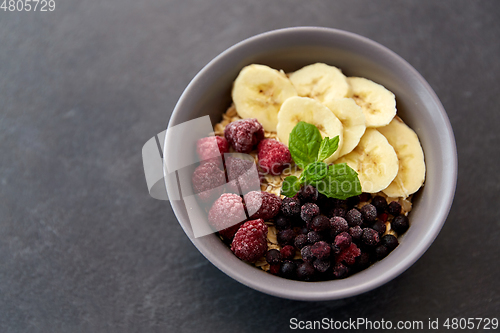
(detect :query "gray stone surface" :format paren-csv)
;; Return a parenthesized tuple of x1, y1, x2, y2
(0, 0, 498, 332)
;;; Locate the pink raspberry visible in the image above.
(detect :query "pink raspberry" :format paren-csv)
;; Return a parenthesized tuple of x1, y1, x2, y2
(196, 136, 229, 161)
(336, 243, 361, 266)
(191, 162, 226, 203)
(208, 193, 247, 232)
(257, 139, 292, 176)
(224, 119, 264, 153)
(226, 156, 261, 194)
(218, 222, 243, 241)
(231, 219, 268, 262)
(244, 191, 281, 220)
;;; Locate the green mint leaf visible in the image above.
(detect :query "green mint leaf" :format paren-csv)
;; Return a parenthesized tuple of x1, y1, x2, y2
(288, 121, 323, 169)
(315, 163, 362, 200)
(302, 161, 328, 183)
(281, 176, 302, 197)
(317, 136, 339, 162)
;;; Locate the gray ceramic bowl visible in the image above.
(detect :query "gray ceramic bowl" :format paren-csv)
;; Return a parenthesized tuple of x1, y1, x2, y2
(164, 27, 457, 301)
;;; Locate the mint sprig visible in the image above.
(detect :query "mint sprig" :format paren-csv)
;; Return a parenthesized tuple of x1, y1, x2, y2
(280, 121, 362, 200)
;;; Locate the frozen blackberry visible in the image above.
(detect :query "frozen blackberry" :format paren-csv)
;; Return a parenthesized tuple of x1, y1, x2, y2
(361, 228, 380, 246)
(257, 139, 292, 176)
(281, 197, 301, 217)
(334, 232, 352, 251)
(280, 260, 296, 279)
(330, 207, 346, 219)
(224, 118, 264, 153)
(298, 184, 318, 203)
(360, 204, 377, 222)
(372, 220, 387, 235)
(307, 231, 322, 244)
(265, 249, 282, 265)
(388, 201, 402, 216)
(296, 262, 315, 281)
(313, 259, 331, 273)
(274, 215, 291, 231)
(294, 234, 308, 250)
(231, 219, 268, 262)
(375, 245, 389, 259)
(330, 216, 349, 236)
(311, 241, 331, 260)
(244, 191, 281, 220)
(300, 245, 314, 263)
(309, 215, 329, 232)
(381, 234, 399, 251)
(280, 245, 295, 260)
(371, 195, 388, 213)
(301, 203, 320, 222)
(349, 226, 363, 240)
(345, 208, 363, 227)
(392, 215, 409, 234)
(277, 229, 295, 246)
(332, 263, 349, 279)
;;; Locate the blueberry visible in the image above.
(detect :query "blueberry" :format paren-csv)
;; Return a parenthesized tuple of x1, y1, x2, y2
(330, 216, 349, 237)
(381, 234, 399, 251)
(332, 263, 349, 279)
(372, 220, 387, 235)
(301, 203, 320, 222)
(274, 215, 291, 231)
(300, 245, 314, 263)
(359, 193, 372, 202)
(309, 215, 330, 232)
(392, 215, 409, 234)
(360, 204, 377, 222)
(280, 260, 296, 278)
(375, 245, 389, 259)
(281, 197, 301, 217)
(294, 234, 308, 250)
(387, 201, 402, 216)
(329, 207, 346, 219)
(307, 231, 322, 244)
(265, 249, 282, 265)
(362, 228, 380, 246)
(313, 259, 330, 273)
(346, 195, 360, 208)
(345, 208, 363, 227)
(349, 226, 363, 240)
(371, 195, 388, 213)
(296, 262, 315, 281)
(277, 229, 296, 246)
(298, 184, 318, 203)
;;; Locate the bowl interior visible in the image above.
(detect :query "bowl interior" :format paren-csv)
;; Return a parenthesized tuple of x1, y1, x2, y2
(165, 27, 457, 301)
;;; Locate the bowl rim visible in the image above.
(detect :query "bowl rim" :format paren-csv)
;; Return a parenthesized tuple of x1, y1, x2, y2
(164, 26, 458, 301)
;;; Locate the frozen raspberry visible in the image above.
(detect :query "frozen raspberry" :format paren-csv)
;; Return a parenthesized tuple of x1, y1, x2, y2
(332, 263, 349, 279)
(280, 245, 295, 260)
(336, 243, 361, 266)
(294, 234, 308, 250)
(371, 195, 388, 213)
(311, 241, 331, 260)
(360, 204, 377, 222)
(192, 162, 226, 203)
(387, 201, 402, 216)
(297, 184, 318, 203)
(218, 222, 243, 240)
(257, 139, 292, 175)
(334, 232, 352, 251)
(277, 229, 295, 246)
(231, 219, 268, 262)
(244, 191, 281, 220)
(224, 118, 264, 153)
(269, 264, 280, 275)
(330, 216, 349, 236)
(196, 136, 229, 161)
(345, 208, 363, 227)
(208, 193, 246, 232)
(361, 228, 380, 246)
(378, 212, 389, 222)
(225, 156, 260, 194)
(309, 215, 329, 232)
(281, 197, 301, 217)
(266, 249, 282, 265)
(349, 226, 363, 240)
(392, 215, 409, 234)
(296, 262, 315, 281)
(313, 259, 330, 273)
(301, 203, 320, 222)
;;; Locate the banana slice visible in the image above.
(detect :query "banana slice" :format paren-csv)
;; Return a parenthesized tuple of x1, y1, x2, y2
(378, 116, 426, 198)
(277, 96, 344, 163)
(232, 64, 298, 132)
(289, 63, 350, 102)
(336, 128, 398, 193)
(347, 77, 396, 128)
(323, 98, 366, 158)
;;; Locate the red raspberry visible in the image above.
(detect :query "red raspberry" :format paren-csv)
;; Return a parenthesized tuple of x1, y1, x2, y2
(226, 156, 261, 194)
(231, 219, 268, 262)
(224, 119, 264, 153)
(257, 139, 292, 176)
(244, 191, 281, 220)
(191, 162, 225, 203)
(208, 193, 247, 233)
(336, 243, 361, 266)
(196, 136, 229, 161)
(218, 222, 243, 241)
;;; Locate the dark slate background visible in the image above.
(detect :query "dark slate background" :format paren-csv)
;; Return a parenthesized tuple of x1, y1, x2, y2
(0, 1, 499, 332)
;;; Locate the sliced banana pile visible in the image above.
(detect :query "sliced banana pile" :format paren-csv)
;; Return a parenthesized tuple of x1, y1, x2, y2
(231, 63, 426, 197)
